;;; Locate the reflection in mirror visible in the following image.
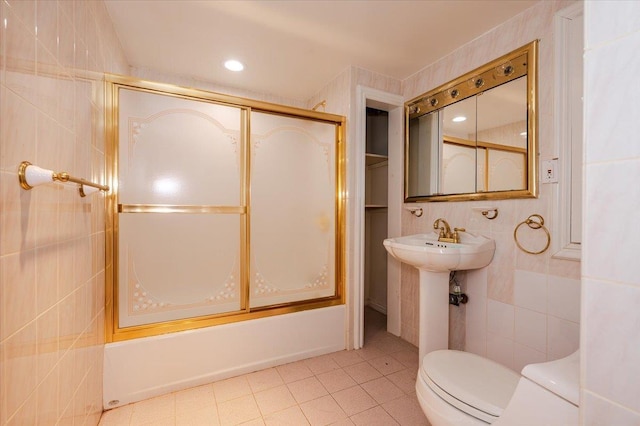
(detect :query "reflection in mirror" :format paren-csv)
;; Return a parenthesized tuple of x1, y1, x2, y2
(476, 76, 527, 191)
(405, 41, 537, 202)
(442, 96, 477, 195)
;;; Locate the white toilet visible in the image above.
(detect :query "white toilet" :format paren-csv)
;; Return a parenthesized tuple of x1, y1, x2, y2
(416, 349, 579, 426)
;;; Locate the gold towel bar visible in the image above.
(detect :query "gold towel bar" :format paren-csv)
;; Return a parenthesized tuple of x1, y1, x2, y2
(18, 161, 110, 197)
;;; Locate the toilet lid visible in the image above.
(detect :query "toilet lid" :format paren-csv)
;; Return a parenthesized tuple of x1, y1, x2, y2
(421, 350, 520, 420)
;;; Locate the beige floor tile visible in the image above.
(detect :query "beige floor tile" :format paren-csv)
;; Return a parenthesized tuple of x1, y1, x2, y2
(247, 368, 285, 393)
(175, 383, 216, 415)
(136, 417, 175, 426)
(213, 375, 253, 404)
(355, 345, 386, 361)
(368, 355, 406, 376)
(343, 361, 383, 384)
(304, 354, 340, 375)
(381, 395, 430, 426)
(240, 418, 266, 425)
(300, 395, 347, 426)
(350, 406, 400, 426)
(276, 360, 315, 384)
(217, 394, 261, 426)
(287, 376, 328, 404)
(368, 335, 410, 355)
(129, 394, 175, 425)
(390, 349, 420, 370)
(361, 376, 405, 404)
(386, 369, 418, 395)
(264, 406, 310, 426)
(331, 385, 377, 416)
(328, 418, 355, 425)
(176, 405, 219, 426)
(316, 369, 357, 394)
(330, 350, 364, 367)
(98, 404, 133, 425)
(254, 385, 297, 416)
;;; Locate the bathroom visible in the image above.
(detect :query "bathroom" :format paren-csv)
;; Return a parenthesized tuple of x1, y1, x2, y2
(1, 0, 639, 424)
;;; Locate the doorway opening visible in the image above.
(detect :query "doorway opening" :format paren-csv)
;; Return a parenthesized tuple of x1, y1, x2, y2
(354, 86, 404, 350)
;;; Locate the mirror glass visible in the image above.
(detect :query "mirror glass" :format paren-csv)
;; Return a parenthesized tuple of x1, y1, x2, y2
(405, 41, 537, 202)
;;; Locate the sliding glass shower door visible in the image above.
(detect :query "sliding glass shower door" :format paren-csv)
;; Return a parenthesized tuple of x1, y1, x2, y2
(115, 87, 246, 330)
(106, 76, 345, 341)
(250, 112, 337, 308)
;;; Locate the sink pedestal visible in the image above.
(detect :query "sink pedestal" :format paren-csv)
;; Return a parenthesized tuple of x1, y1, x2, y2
(383, 232, 495, 364)
(418, 270, 450, 363)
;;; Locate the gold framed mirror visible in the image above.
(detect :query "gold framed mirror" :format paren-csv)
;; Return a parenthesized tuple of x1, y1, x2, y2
(405, 40, 538, 202)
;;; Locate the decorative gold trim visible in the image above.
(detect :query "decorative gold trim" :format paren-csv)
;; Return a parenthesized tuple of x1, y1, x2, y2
(17, 161, 33, 190)
(406, 48, 529, 118)
(105, 75, 346, 342)
(405, 40, 538, 203)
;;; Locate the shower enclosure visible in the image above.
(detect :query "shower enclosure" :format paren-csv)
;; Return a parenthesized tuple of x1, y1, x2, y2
(105, 75, 345, 342)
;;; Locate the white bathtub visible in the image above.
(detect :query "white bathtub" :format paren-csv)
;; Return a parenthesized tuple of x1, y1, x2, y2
(103, 305, 346, 409)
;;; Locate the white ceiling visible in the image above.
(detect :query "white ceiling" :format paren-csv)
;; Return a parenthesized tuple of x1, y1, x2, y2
(104, 0, 538, 102)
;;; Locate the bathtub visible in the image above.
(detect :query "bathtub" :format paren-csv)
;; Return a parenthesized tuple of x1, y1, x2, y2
(103, 305, 346, 409)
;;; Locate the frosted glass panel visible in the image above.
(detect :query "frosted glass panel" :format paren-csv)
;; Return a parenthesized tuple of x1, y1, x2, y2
(118, 88, 241, 206)
(250, 113, 337, 308)
(118, 214, 241, 327)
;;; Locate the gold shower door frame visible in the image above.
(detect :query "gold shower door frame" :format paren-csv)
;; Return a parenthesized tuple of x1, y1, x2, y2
(105, 75, 346, 342)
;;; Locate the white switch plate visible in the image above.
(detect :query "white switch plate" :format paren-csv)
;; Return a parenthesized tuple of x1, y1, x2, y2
(541, 159, 558, 183)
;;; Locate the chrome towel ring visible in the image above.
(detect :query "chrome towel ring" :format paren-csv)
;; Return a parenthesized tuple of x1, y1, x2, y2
(514, 214, 550, 255)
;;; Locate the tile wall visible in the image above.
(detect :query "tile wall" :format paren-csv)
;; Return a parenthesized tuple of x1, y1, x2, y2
(400, 0, 582, 371)
(0, 0, 127, 424)
(582, 1, 640, 423)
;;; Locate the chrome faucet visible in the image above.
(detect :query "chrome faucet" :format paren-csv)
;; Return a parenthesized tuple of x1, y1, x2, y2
(433, 218, 465, 243)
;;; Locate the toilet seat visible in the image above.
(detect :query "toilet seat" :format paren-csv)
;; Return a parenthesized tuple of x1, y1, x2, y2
(421, 350, 520, 423)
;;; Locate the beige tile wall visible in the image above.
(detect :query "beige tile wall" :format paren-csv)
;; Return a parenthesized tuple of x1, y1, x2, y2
(582, 1, 640, 423)
(0, 0, 127, 424)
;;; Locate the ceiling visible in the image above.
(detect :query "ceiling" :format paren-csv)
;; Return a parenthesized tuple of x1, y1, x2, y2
(104, 0, 538, 102)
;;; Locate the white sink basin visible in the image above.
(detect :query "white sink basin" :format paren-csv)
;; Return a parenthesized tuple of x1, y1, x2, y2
(383, 232, 495, 272)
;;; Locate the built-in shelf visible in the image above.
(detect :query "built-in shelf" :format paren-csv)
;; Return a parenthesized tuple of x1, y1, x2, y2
(365, 205, 388, 209)
(365, 153, 388, 167)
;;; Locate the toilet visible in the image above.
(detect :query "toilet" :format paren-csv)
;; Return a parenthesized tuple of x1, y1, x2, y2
(416, 349, 579, 426)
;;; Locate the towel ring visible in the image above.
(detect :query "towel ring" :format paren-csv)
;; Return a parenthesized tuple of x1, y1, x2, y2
(513, 214, 550, 255)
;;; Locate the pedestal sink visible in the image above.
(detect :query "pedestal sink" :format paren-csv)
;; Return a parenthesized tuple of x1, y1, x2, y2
(383, 232, 495, 363)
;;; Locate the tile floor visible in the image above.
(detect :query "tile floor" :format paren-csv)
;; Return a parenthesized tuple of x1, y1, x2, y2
(99, 309, 430, 425)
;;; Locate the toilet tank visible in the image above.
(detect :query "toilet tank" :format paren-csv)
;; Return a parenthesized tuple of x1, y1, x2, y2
(521, 350, 580, 405)
(493, 350, 579, 426)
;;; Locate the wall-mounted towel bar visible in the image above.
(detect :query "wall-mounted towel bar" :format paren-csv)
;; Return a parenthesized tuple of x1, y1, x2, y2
(18, 161, 109, 197)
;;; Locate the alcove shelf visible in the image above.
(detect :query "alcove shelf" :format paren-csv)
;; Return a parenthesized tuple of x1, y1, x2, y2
(365, 153, 388, 167)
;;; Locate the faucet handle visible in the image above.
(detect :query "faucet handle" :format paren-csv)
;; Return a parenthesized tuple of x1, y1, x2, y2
(453, 227, 466, 243)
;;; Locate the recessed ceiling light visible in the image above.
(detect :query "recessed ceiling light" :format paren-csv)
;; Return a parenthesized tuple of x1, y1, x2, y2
(224, 59, 244, 72)
(452, 116, 467, 122)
